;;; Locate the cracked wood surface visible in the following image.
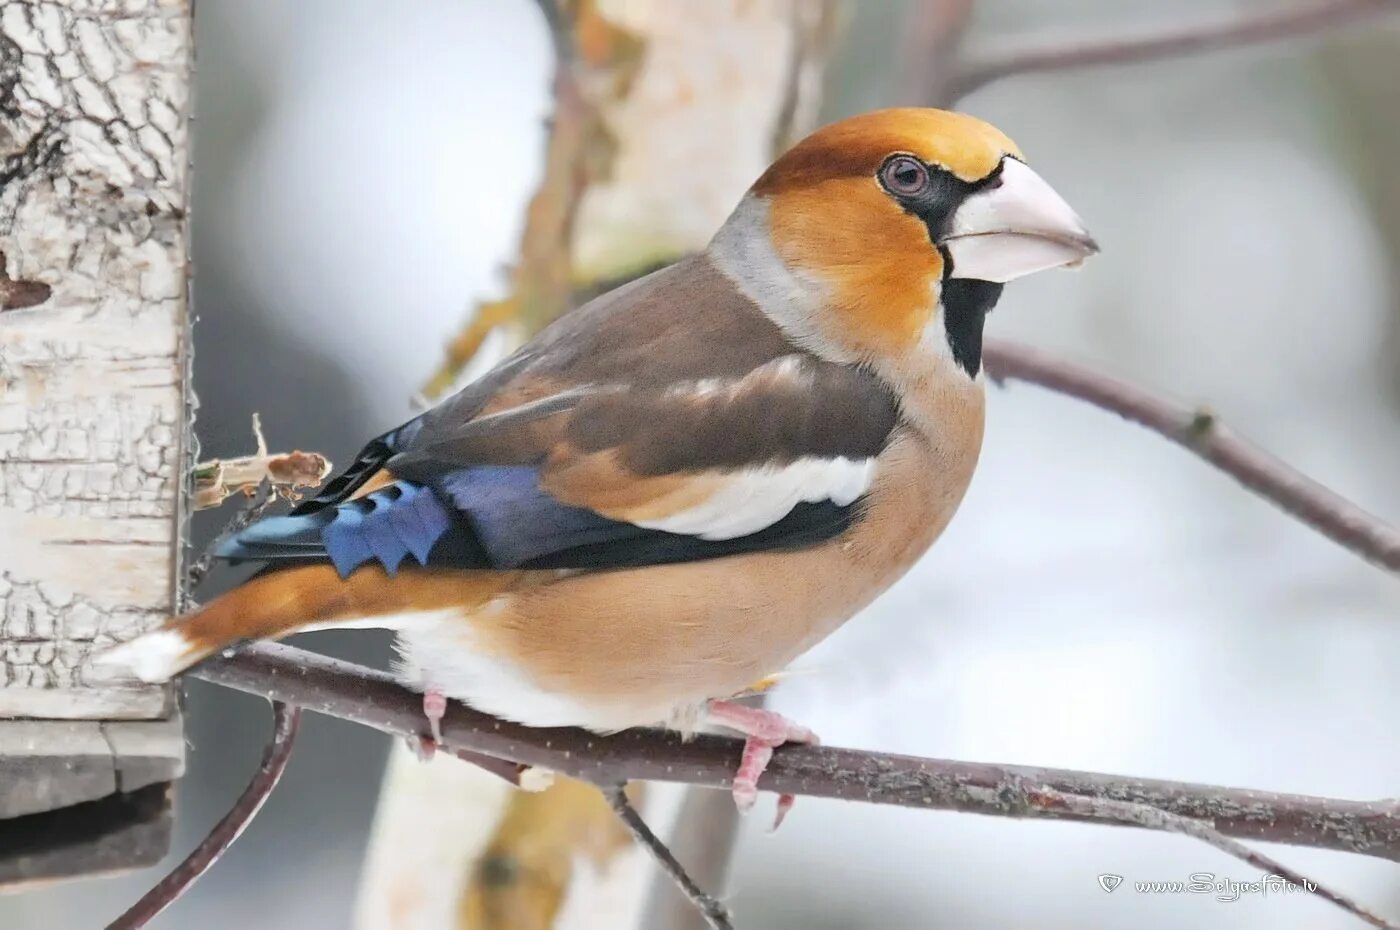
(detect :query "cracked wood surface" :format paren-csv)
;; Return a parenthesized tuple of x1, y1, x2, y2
(0, 0, 190, 721)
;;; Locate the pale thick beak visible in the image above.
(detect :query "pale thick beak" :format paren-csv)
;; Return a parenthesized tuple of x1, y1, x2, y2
(944, 158, 1098, 283)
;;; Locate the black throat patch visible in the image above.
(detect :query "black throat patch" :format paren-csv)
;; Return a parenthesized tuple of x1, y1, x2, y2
(939, 277, 1003, 378)
(874, 154, 1009, 380)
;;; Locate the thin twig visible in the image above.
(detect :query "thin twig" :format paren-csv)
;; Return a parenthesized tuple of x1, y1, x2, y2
(190, 643, 1400, 862)
(1030, 786, 1399, 930)
(106, 702, 301, 930)
(949, 0, 1399, 99)
(644, 735, 751, 930)
(982, 339, 1400, 573)
(185, 478, 277, 591)
(605, 785, 735, 930)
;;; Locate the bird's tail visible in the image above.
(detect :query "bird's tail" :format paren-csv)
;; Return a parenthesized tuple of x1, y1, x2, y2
(93, 564, 509, 683)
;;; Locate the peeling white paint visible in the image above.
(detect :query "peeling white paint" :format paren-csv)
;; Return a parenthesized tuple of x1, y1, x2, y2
(0, 0, 191, 718)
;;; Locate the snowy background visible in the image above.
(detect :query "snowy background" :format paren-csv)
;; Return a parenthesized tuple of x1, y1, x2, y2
(6, 0, 1400, 927)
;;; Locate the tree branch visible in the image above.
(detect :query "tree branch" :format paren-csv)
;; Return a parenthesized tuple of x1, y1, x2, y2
(190, 643, 1400, 863)
(1032, 787, 1398, 930)
(949, 0, 1400, 99)
(982, 339, 1400, 573)
(643, 722, 750, 930)
(605, 785, 735, 930)
(185, 645, 1400, 926)
(106, 702, 301, 930)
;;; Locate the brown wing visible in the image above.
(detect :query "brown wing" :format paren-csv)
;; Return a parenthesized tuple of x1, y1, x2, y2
(250, 255, 900, 573)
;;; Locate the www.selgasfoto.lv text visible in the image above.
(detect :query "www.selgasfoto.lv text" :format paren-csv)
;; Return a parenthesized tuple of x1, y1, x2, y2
(1097, 872, 1317, 901)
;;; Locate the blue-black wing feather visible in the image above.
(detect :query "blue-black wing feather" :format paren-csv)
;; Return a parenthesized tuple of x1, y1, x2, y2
(218, 465, 862, 578)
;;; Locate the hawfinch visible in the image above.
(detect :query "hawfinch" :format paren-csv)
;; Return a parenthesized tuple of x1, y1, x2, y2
(99, 108, 1096, 822)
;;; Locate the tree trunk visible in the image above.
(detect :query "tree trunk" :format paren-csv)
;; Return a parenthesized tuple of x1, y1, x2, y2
(0, 0, 189, 887)
(355, 2, 837, 928)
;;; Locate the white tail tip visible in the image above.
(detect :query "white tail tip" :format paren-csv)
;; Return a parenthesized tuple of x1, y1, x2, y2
(90, 629, 195, 684)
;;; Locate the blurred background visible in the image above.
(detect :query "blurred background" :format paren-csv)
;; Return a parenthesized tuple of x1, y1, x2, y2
(7, 0, 1400, 927)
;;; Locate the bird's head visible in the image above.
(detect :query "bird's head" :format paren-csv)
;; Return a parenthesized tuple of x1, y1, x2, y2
(709, 108, 1096, 377)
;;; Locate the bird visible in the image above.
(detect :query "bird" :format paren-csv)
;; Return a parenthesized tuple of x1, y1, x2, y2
(97, 107, 1096, 825)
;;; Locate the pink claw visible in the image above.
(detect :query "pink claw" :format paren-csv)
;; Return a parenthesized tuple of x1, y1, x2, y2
(707, 699, 819, 830)
(773, 792, 796, 832)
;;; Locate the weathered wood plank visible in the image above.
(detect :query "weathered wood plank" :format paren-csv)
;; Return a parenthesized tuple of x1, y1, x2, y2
(0, 0, 191, 719)
(0, 716, 183, 819)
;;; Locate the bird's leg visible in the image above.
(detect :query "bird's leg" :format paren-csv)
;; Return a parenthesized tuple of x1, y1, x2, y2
(410, 686, 448, 762)
(423, 687, 447, 743)
(705, 699, 819, 830)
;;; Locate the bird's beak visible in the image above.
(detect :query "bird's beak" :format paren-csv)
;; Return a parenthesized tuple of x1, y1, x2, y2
(944, 158, 1098, 283)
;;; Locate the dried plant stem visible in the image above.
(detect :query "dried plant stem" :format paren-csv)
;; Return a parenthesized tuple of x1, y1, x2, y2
(193, 414, 331, 511)
(106, 702, 301, 930)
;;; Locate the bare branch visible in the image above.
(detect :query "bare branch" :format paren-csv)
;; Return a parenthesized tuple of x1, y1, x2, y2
(605, 785, 735, 930)
(644, 742, 748, 930)
(982, 339, 1400, 573)
(190, 643, 1400, 864)
(1031, 787, 1399, 930)
(949, 0, 1400, 99)
(106, 702, 301, 930)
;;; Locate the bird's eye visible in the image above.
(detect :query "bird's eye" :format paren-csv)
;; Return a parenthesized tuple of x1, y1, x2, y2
(880, 155, 929, 196)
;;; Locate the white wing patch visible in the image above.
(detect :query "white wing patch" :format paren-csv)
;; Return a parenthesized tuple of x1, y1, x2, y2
(633, 456, 875, 540)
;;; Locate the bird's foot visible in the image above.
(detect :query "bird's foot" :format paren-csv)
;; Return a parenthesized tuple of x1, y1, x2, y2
(706, 699, 819, 830)
(410, 687, 448, 762)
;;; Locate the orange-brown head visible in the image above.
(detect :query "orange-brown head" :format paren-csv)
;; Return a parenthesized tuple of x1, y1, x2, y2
(709, 108, 1096, 376)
